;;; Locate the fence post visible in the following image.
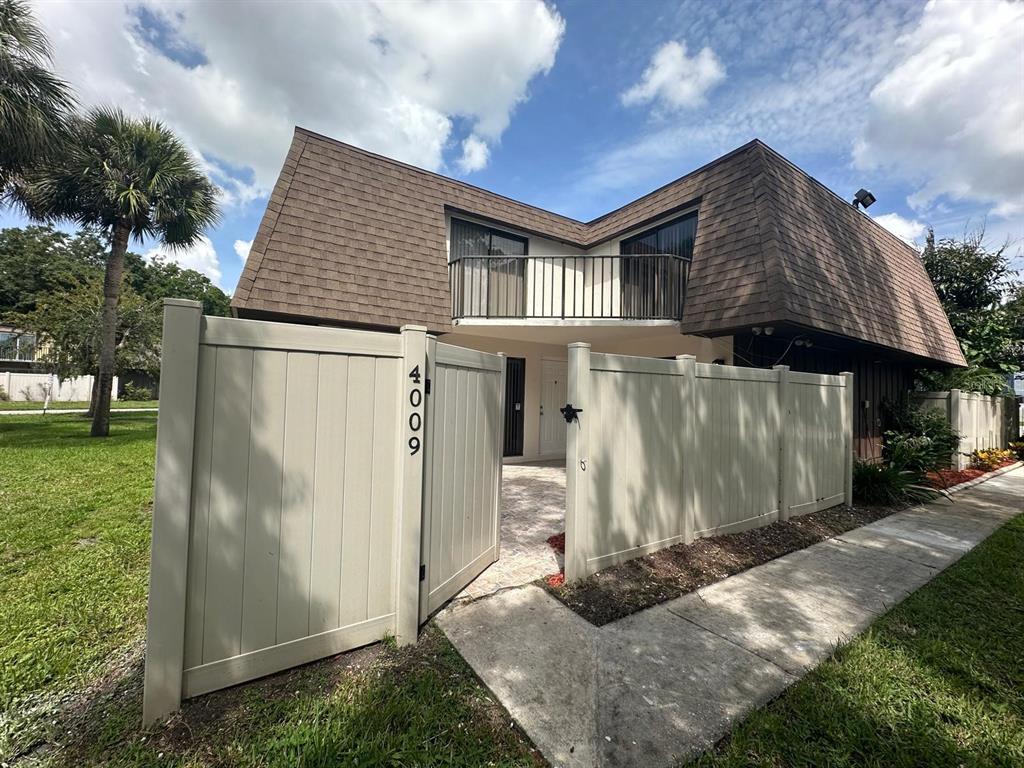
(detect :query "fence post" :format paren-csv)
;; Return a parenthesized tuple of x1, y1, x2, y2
(143, 299, 203, 725)
(395, 325, 427, 646)
(494, 353, 506, 561)
(565, 342, 591, 582)
(950, 389, 963, 470)
(676, 355, 697, 544)
(774, 365, 791, 522)
(841, 371, 854, 506)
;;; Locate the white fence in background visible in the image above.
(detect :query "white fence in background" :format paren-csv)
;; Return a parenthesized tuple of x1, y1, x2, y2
(918, 390, 1019, 469)
(565, 346, 852, 580)
(144, 300, 503, 725)
(1, 371, 118, 402)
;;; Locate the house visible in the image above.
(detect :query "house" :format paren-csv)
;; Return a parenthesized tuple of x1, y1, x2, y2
(0, 325, 38, 373)
(232, 128, 965, 460)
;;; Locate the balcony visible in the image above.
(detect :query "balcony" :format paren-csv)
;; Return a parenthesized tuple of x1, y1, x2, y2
(449, 253, 692, 323)
(0, 333, 37, 363)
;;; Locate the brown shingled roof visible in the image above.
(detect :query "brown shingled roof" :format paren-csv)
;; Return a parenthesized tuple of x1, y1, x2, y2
(233, 127, 965, 367)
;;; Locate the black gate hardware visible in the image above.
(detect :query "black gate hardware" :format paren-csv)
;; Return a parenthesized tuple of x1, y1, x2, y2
(425, 379, 431, 395)
(560, 403, 583, 423)
(419, 564, 426, 582)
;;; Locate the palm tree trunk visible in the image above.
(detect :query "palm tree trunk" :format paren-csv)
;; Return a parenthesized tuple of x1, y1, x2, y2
(87, 368, 101, 417)
(91, 223, 130, 437)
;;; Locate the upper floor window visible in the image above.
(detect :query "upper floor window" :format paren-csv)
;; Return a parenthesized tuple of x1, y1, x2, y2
(619, 211, 697, 260)
(619, 212, 697, 318)
(450, 218, 528, 317)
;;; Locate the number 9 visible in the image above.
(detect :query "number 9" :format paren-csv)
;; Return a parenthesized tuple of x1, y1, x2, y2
(409, 436, 421, 455)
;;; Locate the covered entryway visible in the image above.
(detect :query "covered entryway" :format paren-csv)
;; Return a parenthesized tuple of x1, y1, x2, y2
(458, 460, 566, 601)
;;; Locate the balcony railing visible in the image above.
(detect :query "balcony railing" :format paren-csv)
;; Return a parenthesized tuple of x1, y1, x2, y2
(449, 253, 692, 321)
(0, 337, 37, 362)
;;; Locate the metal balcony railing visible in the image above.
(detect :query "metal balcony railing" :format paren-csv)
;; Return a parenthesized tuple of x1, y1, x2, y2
(449, 253, 692, 321)
(0, 337, 37, 362)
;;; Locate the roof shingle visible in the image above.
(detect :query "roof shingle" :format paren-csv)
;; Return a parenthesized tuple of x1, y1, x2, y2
(232, 128, 965, 366)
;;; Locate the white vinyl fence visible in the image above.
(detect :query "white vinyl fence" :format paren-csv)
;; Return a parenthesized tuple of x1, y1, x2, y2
(144, 300, 503, 723)
(565, 345, 852, 580)
(1, 371, 118, 402)
(918, 390, 1019, 469)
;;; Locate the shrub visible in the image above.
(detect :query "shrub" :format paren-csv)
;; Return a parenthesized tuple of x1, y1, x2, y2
(969, 448, 1015, 471)
(122, 382, 154, 401)
(0, 385, 8, 402)
(1009, 442, 1024, 461)
(881, 399, 960, 472)
(852, 460, 940, 506)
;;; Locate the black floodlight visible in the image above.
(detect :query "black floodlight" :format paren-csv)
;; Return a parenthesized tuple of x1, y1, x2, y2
(852, 188, 876, 209)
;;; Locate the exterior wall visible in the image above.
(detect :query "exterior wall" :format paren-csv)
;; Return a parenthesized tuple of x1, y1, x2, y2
(736, 332, 914, 459)
(441, 330, 731, 461)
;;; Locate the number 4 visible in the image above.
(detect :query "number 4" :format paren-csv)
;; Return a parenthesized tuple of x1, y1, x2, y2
(409, 365, 421, 384)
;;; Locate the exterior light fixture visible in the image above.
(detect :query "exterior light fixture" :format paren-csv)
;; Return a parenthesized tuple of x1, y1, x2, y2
(852, 188, 876, 209)
(763, 326, 774, 336)
(751, 326, 762, 335)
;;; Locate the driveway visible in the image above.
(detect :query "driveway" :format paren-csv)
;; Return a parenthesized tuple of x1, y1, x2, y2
(457, 460, 565, 601)
(438, 467, 1024, 767)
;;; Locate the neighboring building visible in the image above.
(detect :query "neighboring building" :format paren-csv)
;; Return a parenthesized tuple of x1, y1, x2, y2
(232, 128, 965, 460)
(0, 325, 38, 374)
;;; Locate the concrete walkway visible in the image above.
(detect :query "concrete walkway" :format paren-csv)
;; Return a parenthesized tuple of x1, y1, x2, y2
(437, 468, 1023, 768)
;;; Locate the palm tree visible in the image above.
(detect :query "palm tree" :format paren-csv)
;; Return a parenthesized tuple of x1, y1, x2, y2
(0, 0, 74, 197)
(20, 108, 220, 436)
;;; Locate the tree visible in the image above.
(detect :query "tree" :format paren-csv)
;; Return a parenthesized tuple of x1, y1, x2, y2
(124, 251, 231, 316)
(0, 0, 74, 200)
(18, 108, 220, 436)
(0, 225, 104, 316)
(918, 228, 1022, 394)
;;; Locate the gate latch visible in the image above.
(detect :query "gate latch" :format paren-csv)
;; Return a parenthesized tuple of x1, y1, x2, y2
(560, 403, 583, 423)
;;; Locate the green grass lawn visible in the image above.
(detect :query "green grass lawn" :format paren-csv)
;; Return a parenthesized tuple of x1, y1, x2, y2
(0, 400, 157, 411)
(693, 512, 1024, 767)
(0, 414, 539, 766)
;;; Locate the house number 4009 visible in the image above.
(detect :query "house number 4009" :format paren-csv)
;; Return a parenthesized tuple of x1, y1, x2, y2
(408, 365, 423, 454)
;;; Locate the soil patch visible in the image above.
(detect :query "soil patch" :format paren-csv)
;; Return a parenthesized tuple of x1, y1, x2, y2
(926, 460, 1016, 489)
(540, 503, 903, 626)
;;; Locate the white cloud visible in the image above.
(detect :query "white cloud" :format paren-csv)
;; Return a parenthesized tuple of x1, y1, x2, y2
(457, 135, 490, 174)
(854, 0, 1024, 219)
(146, 236, 222, 287)
(233, 239, 252, 262)
(621, 41, 725, 111)
(872, 212, 926, 245)
(34, 0, 565, 199)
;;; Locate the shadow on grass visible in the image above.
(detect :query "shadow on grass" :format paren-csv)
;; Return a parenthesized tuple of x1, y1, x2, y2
(0, 413, 158, 449)
(46, 627, 540, 768)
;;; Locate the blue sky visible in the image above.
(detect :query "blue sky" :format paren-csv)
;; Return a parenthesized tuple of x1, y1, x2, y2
(7, 0, 1022, 293)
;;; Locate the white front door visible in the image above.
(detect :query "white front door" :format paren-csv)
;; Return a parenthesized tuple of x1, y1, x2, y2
(540, 360, 568, 456)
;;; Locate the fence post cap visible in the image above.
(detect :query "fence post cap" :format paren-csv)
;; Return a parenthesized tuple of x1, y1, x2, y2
(772, 364, 790, 371)
(568, 342, 592, 349)
(163, 298, 202, 309)
(675, 354, 697, 361)
(399, 324, 428, 334)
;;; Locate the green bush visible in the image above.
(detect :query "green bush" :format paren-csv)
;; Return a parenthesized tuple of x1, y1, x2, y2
(0, 385, 8, 402)
(122, 381, 153, 401)
(852, 460, 940, 506)
(1009, 442, 1024, 461)
(882, 399, 961, 472)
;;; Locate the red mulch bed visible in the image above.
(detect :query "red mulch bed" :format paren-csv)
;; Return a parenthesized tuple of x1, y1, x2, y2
(546, 531, 565, 555)
(925, 461, 1015, 489)
(539, 503, 905, 626)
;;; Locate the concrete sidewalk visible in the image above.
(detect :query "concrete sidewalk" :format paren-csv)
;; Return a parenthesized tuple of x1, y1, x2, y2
(437, 468, 1023, 768)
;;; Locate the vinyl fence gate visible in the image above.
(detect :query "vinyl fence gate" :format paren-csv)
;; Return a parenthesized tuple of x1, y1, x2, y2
(143, 301, 504, 723)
